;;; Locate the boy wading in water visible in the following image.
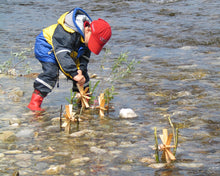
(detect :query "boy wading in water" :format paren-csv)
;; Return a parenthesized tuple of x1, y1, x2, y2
(27, 8, 112, 111)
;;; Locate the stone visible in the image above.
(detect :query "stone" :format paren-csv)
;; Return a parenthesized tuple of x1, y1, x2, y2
(90, 146, 107, 154)
(103, 141, 117, 147)
(70, 129, 94, 137)
(16, 161, 32, 168)
(140, 157, 155, 164)
(175, 163, 204, 168)
(0, 131, 16, 142)
(16, 129, 34, 138)
(70, 157, 90, 166)
(148, 163, 166, 169)
(0, 153, 5, 158)
(43, 165, 65, 175)
(119, 108, 137, 118)
(4, 150, 23, 154)
(9, 118, 21, 126)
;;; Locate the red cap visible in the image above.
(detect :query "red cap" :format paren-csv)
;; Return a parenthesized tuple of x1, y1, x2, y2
(88, 18, 112, 55)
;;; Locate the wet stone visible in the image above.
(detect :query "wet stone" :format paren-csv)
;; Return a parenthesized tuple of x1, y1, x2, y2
(9, 118, 21, 126)
(109, 150, 122, 156)
(0, 153, 4, 158)
(16, 129, 34, 138)
(45, 125, 60, 133)
(4, 150, 23, 154)
(16, 161, 32, 168)
(139, 157, 155, 164)
(0, 131, 16, 142)
(90, 146, 107, 154)
(15, 153, 32, 160)
(8, 87, 24, 97)
(119, 108, 137, 118)
(43, 165, 65, 175)
(103, 141, 117, 147)
(35, 162, 49, 170)
(148, 163, 167, 169)
(175, 163, 204, 168)
(70, 157, 90, 166)
(70, 129, 95, 137)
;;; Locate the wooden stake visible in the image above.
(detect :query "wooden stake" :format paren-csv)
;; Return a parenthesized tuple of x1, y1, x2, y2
(154, 127, 159, 163)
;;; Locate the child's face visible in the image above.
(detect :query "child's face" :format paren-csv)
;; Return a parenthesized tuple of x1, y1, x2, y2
(84, 26, 91, 47)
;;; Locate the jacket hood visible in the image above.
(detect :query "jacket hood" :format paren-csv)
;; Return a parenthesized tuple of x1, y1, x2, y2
(63, 8, 92, 38)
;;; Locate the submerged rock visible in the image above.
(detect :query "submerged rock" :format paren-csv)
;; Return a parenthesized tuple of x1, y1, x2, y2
(90, 146, 107, 154)
(119, 108, 137, 118)
(148, 163, 166, 169)
(0, 131, 16, 142)
(8, 87, 24, 102)
(70, 157, 90, 166)
(16, 129, 34, 138)
(9, 118, 21, 127)
(70, 129, 94, 137)
(175, 163, 204, 168)
(140, 157, 155, 164)
(43, 165, 65, 175)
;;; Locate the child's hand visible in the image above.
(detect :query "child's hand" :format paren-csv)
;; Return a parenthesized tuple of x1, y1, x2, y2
(73, 70, 86, 86)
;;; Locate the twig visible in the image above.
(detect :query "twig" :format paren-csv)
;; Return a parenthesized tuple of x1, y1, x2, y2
(154, 127, 159, 163)
(60, 105, 63, 131)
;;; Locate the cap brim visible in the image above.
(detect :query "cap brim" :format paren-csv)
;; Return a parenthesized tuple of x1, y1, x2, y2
(88, 34, 103, 55)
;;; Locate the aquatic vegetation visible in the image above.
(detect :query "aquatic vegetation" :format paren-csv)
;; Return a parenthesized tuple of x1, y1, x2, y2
(112, 52, 140, 80)
(0, 48, 32, 75)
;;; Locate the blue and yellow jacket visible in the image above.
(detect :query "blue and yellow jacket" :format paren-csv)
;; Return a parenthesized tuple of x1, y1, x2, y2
(34, 8, 92, 79)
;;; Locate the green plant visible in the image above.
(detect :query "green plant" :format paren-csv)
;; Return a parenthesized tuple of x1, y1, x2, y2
(0, 48, 32, 75)
(65, 89, 77, 105)
(112, 52, 140, 80)
(89, 80, 100, 104)
(104, 85, 118, 112)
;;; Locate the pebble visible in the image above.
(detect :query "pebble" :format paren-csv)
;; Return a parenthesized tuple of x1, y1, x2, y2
(140, 157, 155, 164)
(148, 163, 167, 169)
(109, 150, 122, 156)
(16, 161, 32, 168)
(9, 118, 21, 126)
(70, 157, 90, 166)
(90, 146, 107, 154)
(44, 165, 64, 175)
(15, 153, 32, 160)
(70, 129, 94, 137)
(0, 131, 16, 142)
(4, 150, 23, 154)
(119, 108, 137, 118)
(16, 129, 34, 138)
(0, 153, 5, 158)
(175, 163, 204, 168)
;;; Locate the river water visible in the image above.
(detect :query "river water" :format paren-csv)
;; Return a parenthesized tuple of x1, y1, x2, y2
(0, 0, 220, 175)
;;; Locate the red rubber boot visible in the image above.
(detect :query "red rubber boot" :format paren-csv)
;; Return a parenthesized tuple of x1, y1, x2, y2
(27, 90, 45, 111)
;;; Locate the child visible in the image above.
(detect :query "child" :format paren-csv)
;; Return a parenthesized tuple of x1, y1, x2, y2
(27, 8, 112, 111)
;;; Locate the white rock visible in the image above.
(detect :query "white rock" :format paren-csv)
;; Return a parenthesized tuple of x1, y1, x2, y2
(119, 108, 137, 118)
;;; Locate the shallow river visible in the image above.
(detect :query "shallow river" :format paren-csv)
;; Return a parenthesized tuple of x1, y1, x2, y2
(0, 0, 220, 175)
